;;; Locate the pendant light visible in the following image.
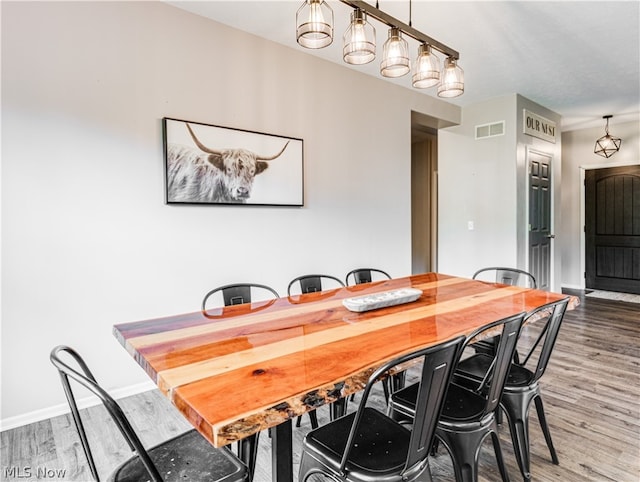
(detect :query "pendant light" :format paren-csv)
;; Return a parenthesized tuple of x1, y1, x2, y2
(437, 57, 464, 98)
(296, 0, 333, 49)
(343, 9, 376, 65)
(594, 115, 622, 158)
(380, 27, 410, 77)
(293, 1, 464, 97)
(412, 44, 440, 88)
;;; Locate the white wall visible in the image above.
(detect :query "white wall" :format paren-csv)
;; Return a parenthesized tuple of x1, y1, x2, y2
(561, 119, 640, 289)
(0, 1, 460, 425)
(438, 95, 518, 276)
(438, 94, 562, 290)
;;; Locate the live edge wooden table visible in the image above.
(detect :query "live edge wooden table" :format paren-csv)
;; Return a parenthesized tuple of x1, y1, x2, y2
(113, 273, 578, 482)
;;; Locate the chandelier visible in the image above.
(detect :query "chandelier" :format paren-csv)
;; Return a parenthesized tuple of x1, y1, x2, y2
(594, 115, 622, 158)
(296, 0, 464, 98)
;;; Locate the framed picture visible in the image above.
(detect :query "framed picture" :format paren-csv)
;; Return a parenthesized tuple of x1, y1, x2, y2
(163, 118, 303, 206)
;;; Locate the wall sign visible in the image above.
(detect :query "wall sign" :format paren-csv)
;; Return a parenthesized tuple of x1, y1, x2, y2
(523, 109, 556, 143)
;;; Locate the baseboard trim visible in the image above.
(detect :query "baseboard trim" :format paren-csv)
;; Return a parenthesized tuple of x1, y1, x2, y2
(562, 284, 585, 291)
(0, 380, 156, 432)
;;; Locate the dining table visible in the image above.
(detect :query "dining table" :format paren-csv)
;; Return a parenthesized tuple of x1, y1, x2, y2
(112, 272, 578, 482)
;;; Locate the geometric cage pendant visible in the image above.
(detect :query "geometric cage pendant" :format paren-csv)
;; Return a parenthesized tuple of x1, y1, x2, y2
(594, 115, 622, 158)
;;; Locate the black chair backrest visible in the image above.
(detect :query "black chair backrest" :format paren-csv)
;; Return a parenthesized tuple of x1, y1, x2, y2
(473, 267, 537, 289)
(518, 297, 570, 382)
(465, 313, 525, 415)
(339, 336, 465, 476)
(345, 268, 391, 286)
(287, 274, 345, 296)
(202, 283, 279, 311)
(50, 345, 163, 481)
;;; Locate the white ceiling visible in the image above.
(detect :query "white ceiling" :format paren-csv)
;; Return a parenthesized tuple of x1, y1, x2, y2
(167, 1, 640, 131)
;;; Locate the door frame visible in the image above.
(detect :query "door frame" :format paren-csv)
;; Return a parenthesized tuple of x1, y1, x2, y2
(579, 160, 639, 289)
(411, 125, 439, 274)
(526, 147, 554, 290)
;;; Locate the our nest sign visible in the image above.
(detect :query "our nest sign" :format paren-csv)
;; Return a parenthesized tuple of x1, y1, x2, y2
(523, 109, 556, 143)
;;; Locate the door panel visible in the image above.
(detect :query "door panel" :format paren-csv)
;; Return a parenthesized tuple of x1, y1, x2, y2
(529, 151, 552, 291)
(585, 165, 640, 294)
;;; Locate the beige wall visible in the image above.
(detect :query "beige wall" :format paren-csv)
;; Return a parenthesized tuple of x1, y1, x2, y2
(1, 1, 460, 425)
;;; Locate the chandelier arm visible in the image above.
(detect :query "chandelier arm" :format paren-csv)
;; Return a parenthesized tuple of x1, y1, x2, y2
(339, 0, 460, 60)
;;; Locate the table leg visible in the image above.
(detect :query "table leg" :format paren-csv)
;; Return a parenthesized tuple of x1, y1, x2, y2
(238, 433, 259, 481)
(331, 398, 347, 420)
(271, 419, 293, 482)
(392, 371, 406, 391)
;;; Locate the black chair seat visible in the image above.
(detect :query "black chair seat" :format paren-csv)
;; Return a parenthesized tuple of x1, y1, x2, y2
(457, 353, 535, 388)
(440, 384, 489, 422)
(304, 408, 410, 476)
(111, 430, 246, 482)
(393, 381, 488, 425)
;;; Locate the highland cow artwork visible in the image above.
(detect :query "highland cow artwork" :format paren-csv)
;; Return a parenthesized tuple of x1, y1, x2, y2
(163, 118, 303, 206)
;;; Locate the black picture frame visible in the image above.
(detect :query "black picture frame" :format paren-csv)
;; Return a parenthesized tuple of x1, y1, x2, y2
(163, 117, 304, 206)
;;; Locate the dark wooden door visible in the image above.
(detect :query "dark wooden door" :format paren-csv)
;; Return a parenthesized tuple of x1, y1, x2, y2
(585, 165, 640, 294)
(529, 151, 553, 291)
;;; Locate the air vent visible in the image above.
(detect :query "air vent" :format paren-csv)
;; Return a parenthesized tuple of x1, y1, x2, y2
(475, 121, 505, 139)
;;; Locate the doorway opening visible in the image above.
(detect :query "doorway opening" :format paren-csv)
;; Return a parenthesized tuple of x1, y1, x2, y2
(411, 123, 438, 274)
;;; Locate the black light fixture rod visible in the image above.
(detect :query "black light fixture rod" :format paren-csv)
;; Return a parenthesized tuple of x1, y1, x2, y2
(339, 0, 459, 60)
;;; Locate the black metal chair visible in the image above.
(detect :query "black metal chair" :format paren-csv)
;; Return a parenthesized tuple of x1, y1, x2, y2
(345, 268, 395, 401)
(389, 312, 526, 482)
(345, 268, 391, 286)
(201, 282, 315, 470)
(202, 283, 280, 311)
(472, 267, 537, 289)
(471, 267, 537, 360)
(287, 274, 345, 296)
(298, 336, 465, 482)
(454, 298, 570, 481)
(50, 345, 248, 482)
(287, 274, 346, 424)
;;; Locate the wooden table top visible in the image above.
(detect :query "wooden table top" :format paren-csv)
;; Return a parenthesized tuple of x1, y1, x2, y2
(113, 273, 577, 448)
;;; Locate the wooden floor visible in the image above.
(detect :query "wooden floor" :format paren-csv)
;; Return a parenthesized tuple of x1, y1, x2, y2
(2, 291, 639, 481)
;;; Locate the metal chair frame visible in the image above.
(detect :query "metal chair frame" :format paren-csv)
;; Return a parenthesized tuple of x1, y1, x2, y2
(389, 313, 526, 482)
(472, 267, 537, 289)
(455, 298, 570, 480)
(50, 345, 247, 482)
(470, 267, 536, 363)
(345, 268, 391, 286)
(299, 336, 466, 482)
(202, 283, 279, 311)
(287, 273, 345, 427)
(287, 274, 345, 296)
